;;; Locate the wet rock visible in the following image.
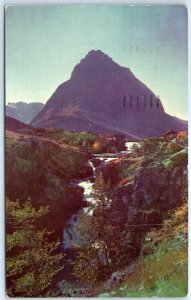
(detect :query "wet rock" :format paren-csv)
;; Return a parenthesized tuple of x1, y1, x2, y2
(66, 184, 84, 207)
(89, 177, 95, 183)
(79, 165, 93, 178)
(90, 157, 102, 167)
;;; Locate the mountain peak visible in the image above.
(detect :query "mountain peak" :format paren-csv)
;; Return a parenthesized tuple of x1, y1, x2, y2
(83, 49, 117, 66)
(32, 50, 187, 137)
(85, 49, 112, 59)
(71, 49, 121, 80)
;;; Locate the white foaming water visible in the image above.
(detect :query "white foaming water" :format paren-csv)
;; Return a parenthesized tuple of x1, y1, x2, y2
(63, 210, 82, 249)
(88, 160, 96, 176)
(63, 180, 95, 248)
(125, 141, 141, 151)
(94, 152, 119, 163)
(63, 141, 140, 249)
(63, 167, 96, 248)
(78, 181, 95, 203)
(96, 157, 118, 163)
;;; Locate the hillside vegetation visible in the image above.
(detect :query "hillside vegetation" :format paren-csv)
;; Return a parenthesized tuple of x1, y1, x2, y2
(99, 201, 187, 297)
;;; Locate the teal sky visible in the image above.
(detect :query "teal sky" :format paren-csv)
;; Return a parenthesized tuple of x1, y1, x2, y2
(5, 5, 188, 119)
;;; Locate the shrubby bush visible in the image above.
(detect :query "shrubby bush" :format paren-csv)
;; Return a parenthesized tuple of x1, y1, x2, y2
(6, 198, 64, 297)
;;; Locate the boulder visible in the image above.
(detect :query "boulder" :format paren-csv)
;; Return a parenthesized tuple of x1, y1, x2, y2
(90, 157, 102, 167)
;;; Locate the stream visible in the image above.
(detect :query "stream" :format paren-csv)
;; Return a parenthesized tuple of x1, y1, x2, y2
(63, 141, 140, 249)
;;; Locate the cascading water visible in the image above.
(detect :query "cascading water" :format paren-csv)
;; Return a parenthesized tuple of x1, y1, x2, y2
(63, 211, 82, 249)
(63, 162, 97, 249)
(63, 141, 139, 249)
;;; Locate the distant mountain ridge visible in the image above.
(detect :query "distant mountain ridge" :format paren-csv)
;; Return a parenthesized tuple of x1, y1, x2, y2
(31, 50, 187, 138)
(6, 102, 44, 124)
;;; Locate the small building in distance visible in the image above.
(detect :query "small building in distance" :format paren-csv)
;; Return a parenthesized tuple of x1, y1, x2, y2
(163, 129, 177, 141)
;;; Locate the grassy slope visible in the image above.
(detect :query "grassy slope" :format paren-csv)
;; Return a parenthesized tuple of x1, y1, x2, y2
(33, 128, 126, 153)
(99, 202, 188, 297)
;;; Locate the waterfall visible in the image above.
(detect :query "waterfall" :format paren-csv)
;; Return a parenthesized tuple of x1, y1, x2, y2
(63, 211, 82, 249)
(63, 162, 96, 249)
(63, 141, 140, 249)
(88, 160, 96, 176)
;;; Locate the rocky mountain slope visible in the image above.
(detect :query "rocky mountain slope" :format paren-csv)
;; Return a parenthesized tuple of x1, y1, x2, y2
(31, 50, 187, 138)
(6, 101, 44, 124)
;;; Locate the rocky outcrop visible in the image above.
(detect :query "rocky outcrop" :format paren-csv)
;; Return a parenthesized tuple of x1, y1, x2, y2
(111, 164, 187, 228)
(6, 130, 91, 236)
(132, 166, 186, 211)
(100, 134, 188, 241)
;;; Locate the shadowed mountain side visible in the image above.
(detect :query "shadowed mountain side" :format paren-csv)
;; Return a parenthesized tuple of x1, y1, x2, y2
(31, 50, 187, 138)
(6, 116, 33, 131)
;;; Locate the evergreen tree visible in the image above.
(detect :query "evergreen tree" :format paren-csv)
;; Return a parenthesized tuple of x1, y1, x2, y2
(6, 198, 64, 297)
